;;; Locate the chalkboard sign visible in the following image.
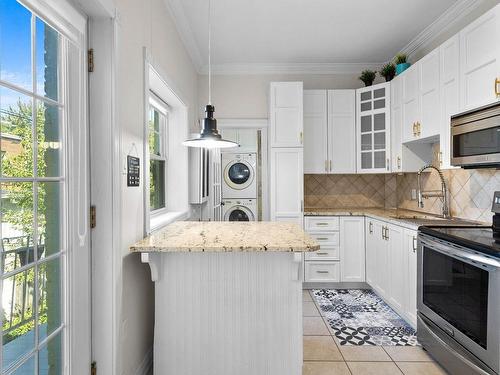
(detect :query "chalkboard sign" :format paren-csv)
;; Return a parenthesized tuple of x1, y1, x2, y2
(127, 155, 140, 187)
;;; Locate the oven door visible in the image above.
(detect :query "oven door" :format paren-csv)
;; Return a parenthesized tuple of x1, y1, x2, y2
(451, 116, 500, 167)
(417, 234, 500, 374)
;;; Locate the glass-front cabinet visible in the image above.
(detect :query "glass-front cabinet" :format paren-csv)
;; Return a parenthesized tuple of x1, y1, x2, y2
(356, 82, 391, 173)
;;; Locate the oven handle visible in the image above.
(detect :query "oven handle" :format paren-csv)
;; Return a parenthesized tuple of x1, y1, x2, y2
(419, 236, 500, 271)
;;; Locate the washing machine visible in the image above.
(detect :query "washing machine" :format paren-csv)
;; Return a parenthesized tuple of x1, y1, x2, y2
(222, 153, 257, 199)
(222, 199, 257, 221)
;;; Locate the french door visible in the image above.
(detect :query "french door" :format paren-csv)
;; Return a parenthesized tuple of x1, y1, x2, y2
(0, 0, 90, 374)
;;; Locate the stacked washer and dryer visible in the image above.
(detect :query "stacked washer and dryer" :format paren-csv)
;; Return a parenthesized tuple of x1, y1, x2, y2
(221, 153, 258, 221)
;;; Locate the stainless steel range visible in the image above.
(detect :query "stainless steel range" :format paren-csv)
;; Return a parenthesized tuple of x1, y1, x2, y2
(417, 192, 500, 375)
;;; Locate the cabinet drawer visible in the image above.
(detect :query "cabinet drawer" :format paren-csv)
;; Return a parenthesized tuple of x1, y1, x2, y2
(308, 232, 339, 246)
(305, 248, 339, 261)
(305, 261, 340, 282)
(304, 217, 340, 231)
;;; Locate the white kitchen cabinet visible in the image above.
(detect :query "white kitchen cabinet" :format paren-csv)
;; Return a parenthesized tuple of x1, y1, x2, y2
(270, 82, 303, 147)
(340, 217, 365, 282)
(365, 218, 386, 294)
(220, 128, 258, 153)
(329, 90, 356, 173)
(439, 35, 460, 169)
(305, 261, 340, 282)
(419, 49, 441, 140)
(270, 147, 303, 226)
(404, 229, 418, 327)
(357, 83, 391, 173)
(303, 90, 356, 174)
(459, 4, 500, 111)
(387, 224, 405, 313)
(304, 90, 328, 173)
(402, 63, 421, 143)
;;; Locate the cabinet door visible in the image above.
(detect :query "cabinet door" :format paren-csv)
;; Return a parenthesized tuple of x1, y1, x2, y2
(270, 148, 303, 226)
(357, 83, 391, 173)
(304, 90, 328, 173)
(387, 224, 405, 313)
(270, 82, 303, 147)
(391, 75, 403, 172)
(405, 229, 418, 327)
(220, 128, 239, 144)
(237, 129, 258, 153)
(402, 63, 421, 143)
(366, 219, 386, 294)
(340, 217, 365, 282)
(419, 49, 441, 139)
(365, 219, 377, 287)
(329, 90, 356, 173)
(460, 5, 500, 111)
(440, 35, 460, 169)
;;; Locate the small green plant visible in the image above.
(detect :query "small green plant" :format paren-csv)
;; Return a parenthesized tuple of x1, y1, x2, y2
(359, 70, 376, 87)
(394, 53, 408, 65)
(380, 63, 396, 82)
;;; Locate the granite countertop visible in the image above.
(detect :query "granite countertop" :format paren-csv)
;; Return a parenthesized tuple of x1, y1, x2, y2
(304, 207, 486, 229)
(130, 221, 320, 253)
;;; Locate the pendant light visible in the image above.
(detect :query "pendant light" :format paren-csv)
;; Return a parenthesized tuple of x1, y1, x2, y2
(183, 0, 238, 149)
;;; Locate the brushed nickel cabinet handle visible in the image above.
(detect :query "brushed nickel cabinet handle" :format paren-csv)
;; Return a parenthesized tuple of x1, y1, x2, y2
(397, 156, 401, 169)
(413, 236, 417, 252)
(316, 238, 329, 241)
(329, 160, 332, 171)
(316, 222, 329, 226)
(316, 252, 329, 255)
(316, 270, 329, 274)
(300, 131, 303, 144)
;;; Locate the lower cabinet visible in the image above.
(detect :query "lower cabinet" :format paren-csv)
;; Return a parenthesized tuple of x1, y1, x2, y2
(305, 261, 340, 282)
(404, 229, 418, 327)
(340, 217, 365, 282)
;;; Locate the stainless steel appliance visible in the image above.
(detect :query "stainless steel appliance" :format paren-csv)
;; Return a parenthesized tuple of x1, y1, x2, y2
(417, 192, 500, 375)
(451, 101, 500, 168)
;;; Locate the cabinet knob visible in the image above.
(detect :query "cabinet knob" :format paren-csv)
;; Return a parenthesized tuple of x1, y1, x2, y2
(495, 77, 500, 98)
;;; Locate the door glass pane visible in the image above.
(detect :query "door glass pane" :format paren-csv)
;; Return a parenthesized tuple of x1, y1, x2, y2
(374, 88, 385, 99)
(360, 91, 371, 101)
(361, 134, 372, 151)
(2, 268, 36, 371)
(374, 151, 386, 168)
(360, 102, 371, 112)
(361, 152, 372, 169)
(374, 132, 386, 150)
(38, 182, 61, 259)
(374, 99, 385, 109)
(1, 87, 34, 178)
(149, 108, 161, 156)
(1, 182, 35, 273)
(150, 159, 165, 211)
(11, 355, 35, 374)
(374, 113, 386, 131)
(36, 18, 59, 101)
(360, 116, 371, 133)
(38, 333, 62, 375)
(37, 101, 61, 177)
(0, 0, 33, 91)
(38, 257, 61, 341)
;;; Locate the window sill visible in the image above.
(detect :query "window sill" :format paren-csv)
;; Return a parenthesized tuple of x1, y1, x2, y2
(150, 210, 189, 232)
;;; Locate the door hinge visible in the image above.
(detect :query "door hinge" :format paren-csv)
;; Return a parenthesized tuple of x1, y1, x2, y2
(91, 362, 96, 375)
(90, 205, 97, 229)
(88, 49, 94, 72)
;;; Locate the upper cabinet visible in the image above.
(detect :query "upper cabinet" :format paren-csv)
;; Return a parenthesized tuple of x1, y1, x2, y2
(304, 90, 356, 174)
(459, 5, 500, 111)
(357, 82, 391, 173)
(419, 49, 441, 140)
(270, 82, 304, 147)
(402, 64, 420, 143)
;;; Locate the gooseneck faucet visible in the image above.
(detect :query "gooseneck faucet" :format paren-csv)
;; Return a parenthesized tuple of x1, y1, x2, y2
(417, 164, 450, 219)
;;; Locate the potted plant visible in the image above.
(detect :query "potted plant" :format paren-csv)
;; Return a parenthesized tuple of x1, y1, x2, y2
(359, 70, 376, 87)
(380, 63, 396, 82)
(395, 53, 411, 75)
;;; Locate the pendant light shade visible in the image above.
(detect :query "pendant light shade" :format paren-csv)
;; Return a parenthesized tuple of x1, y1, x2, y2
(182, 105, 238, 148)
(183, 0, 238, 149)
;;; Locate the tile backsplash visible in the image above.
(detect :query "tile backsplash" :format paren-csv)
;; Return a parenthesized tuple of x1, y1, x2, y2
(305, 168, 500, 223)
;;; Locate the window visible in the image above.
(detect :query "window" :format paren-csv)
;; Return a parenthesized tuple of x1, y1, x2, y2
(148, 95, 168, 212)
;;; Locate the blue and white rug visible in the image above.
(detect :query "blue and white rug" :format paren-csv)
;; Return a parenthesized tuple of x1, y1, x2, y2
(312, 289, 418, 346)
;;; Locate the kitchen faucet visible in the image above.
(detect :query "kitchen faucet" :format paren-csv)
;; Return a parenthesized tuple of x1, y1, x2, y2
(417, 164, 450, 219)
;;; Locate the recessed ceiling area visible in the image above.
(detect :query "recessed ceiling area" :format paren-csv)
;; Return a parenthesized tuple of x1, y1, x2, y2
(167, 0, 458, 71)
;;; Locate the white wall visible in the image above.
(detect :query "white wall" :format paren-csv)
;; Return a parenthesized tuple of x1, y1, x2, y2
(197, 73, 383, 120)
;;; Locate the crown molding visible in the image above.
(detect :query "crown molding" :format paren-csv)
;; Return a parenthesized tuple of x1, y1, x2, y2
(198, 62, 384, 75)
(163, 0, 203, 71)
(400, 0, 488, 59)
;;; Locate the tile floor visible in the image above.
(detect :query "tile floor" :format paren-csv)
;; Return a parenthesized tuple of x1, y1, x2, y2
(302, 289, 448, 375)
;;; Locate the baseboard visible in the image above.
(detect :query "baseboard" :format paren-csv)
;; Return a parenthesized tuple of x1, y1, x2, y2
(303, 282, 370, 290)
(135, 347, 153, 375)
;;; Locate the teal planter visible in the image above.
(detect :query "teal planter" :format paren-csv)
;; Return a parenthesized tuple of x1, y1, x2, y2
(396, 63, 411, 75)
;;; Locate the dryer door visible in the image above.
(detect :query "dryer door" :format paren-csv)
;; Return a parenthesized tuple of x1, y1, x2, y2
(225, 206, 254, 221)
(224, 160, 254, 190)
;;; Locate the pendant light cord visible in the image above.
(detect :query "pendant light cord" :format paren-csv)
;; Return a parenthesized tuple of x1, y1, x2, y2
(208, 0, 212, 105)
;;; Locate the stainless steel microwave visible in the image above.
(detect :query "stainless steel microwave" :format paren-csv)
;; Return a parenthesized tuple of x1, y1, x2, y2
(451, 102, 500, 168)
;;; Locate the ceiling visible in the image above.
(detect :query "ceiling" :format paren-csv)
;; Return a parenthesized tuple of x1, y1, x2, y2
(166, 0, 466, 73)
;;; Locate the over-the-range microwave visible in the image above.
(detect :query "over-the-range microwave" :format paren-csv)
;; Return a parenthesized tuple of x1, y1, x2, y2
(451, 101, 500, 168)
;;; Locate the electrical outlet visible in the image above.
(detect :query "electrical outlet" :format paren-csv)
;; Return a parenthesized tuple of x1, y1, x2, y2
(411, 189, 417, 200)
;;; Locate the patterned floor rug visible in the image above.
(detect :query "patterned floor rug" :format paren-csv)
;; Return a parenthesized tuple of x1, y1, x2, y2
(312, 289, 418, 346)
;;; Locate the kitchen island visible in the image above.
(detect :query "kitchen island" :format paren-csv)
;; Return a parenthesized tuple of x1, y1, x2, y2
(130, 221, 318, 375)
